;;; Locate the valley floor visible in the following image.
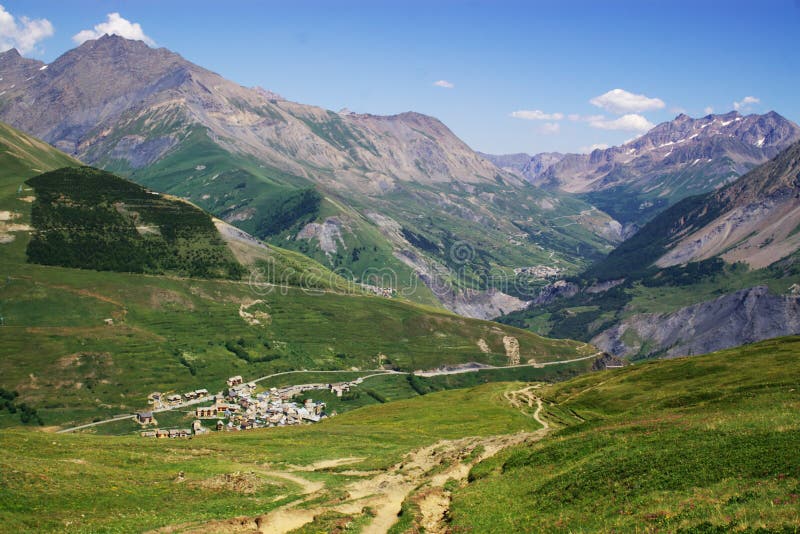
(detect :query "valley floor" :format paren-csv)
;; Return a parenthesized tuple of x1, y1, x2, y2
(0, 382, 544, 533)
(3, 337, 799, 533)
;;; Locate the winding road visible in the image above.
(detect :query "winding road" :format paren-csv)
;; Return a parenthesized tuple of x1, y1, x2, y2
(57, 353, 600, 433)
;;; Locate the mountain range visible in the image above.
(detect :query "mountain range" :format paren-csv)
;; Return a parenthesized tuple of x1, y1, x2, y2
(1, 21, 799, 534)
(485, 111, 800, 226)
(0, 35, 624, 317)
(3, 34, 800, 356)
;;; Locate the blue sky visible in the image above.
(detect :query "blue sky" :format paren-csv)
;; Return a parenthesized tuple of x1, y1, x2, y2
(2, 0, 799, 154)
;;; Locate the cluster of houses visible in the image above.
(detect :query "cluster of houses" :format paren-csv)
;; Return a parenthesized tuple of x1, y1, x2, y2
(139, 375, 352, 438)
(361, 284, 395, 298)
(147, 388, 210, 409)
(513, 265, 562, 279)
(140, 427, 191, 439)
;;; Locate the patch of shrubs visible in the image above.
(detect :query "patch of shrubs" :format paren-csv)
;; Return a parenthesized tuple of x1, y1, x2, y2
(26, 166, 245, 279)
(224, 340, 280, 364)
(0, 387, 43, 425)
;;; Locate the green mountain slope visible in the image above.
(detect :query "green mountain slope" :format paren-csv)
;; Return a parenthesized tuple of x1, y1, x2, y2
(0, 121, 81, 246)
(449, 336, 800, 533)
(0, 260, 592, 427)
(0, 121, 79, 180)
(0, 124, 595, 429)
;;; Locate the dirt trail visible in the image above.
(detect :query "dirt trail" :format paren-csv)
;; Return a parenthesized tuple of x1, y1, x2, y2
(412, 387, 551, 534)
(259, 469, 324, 495)
(158, 385, 550, 534)
(291, 457, 365, 471)
(504, 384, 549, 429)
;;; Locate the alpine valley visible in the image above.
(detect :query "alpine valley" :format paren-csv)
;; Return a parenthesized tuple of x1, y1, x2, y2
(1, 6, 799, 533)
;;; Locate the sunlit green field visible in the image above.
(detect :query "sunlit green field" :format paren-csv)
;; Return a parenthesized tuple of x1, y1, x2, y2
(449, 336, 800, 533)
(0, 382, 541, 533)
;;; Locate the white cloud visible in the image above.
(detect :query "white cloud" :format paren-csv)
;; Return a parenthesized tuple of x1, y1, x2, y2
(568, 113, 605, 122)
(579, 143, 610, 153)
(704, 106, 714, 115)
(433, 80, 454, 89)
(590, 88, 665, 114)
(72, 13, 155, 46)
(589, 113, 654, 132)
(0, 5, 54, 55)
(540, 122, 560, 134)
(510, 109, 564, 121)
(733, 95, 759, 112)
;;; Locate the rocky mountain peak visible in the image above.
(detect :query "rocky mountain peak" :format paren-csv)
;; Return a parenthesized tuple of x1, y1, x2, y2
(0, 47, 43, 70)
(60, 34, 180, 71)
(0, 48, 21, 60)
(78, 33, 154, 53)
(526, 110, 800, 225)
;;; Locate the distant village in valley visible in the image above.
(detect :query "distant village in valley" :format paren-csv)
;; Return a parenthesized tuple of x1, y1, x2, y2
(513, 265, 562, 279)
(137, 375, 363, 438)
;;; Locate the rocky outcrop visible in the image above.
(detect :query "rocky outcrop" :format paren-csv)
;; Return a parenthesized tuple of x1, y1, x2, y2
(502, 336, 521, 365)
(591, 353, 627, 370)
(591, 286, 800, 359)
(296, 217, 347, 255)
(532, 280, 580, 306)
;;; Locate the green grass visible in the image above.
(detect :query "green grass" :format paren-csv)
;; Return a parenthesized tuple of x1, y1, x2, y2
(3, 335, 798, 532)
(0, 382, 541, 533)
(449, 336, 800, 533)
(0, 259, 590, 427)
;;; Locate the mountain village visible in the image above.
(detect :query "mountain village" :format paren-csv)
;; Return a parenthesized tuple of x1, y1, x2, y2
(136, 375, 363, 438)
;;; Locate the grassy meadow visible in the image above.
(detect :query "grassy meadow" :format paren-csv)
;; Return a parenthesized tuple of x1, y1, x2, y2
(0, 382, 541, 533)
(449, 336, 800, 533)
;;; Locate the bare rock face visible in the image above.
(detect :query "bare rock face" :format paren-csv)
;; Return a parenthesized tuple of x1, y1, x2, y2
(433, 286, 529, 321)
(532, 280, 580, 306)
(592, 286, 800, 359)
(656, 140, 800, 270)
(502, 336, 521, 365)
(591, 353, 627, 370)
(296, 217, 346, 256)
